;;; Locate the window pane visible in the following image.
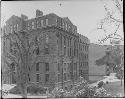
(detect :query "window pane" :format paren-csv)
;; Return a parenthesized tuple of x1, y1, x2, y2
(58, 74, 60, 82)
(45, 74, 49, 82)
(36, 63, 39, 71)
(46, 19, 48, 26)
(58, 63, 60, 72)
(31, 21, 35, 29)
(45, 63, 49, 71)
(41, 20, 43, 27)
(64, 73, 67, 81)
(36, 47, 39, 55)
(36, 74, 40, 82)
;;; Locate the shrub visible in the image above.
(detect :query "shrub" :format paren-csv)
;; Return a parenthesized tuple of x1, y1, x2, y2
(27, 85, 47, 95)
(9, 86, 21, 94)
(97, 81, 104, 88)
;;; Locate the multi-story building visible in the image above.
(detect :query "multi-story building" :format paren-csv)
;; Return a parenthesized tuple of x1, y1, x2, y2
(2, 10, 89, 91)
(78, 34, 89, 80)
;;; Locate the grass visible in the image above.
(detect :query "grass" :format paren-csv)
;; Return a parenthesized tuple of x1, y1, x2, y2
(104, 80, 124, 97)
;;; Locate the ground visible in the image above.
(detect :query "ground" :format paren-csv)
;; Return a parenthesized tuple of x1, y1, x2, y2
(1, 76, 124, 98)
(89, 75, 124, 97)
(104, 80, 124, 97)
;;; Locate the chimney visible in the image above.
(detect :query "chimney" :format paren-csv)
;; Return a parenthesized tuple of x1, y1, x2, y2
(21, 14, 28, 20)
(36, 9, 43, 18)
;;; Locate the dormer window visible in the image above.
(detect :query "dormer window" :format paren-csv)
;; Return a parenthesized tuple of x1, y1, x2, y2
(46, 19, 48, 26)
(45, 34, 49, 43)
(31, 21, 35, 29)
(41, 20, 43, 27)
(65, 22, 67, 31)
(17, 24, 19, 31)
(14, 25, 17, 32)
(4, 28, 7, 34)
(44, 45, 49, 54)
(36, 20, 40, 28)
(27, 23, 30, 30)
(10, 25, 13, 33)
(62, 21, 64, 29)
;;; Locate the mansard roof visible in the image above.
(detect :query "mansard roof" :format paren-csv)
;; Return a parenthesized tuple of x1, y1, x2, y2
(6, 15, 22, 25)
(63, 17, 73, 25)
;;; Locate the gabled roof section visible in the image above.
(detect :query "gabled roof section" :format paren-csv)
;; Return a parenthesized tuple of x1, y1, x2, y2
(63, 17, 73, 25)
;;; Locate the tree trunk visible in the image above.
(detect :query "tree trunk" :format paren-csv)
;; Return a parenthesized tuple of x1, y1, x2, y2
(19, 83, 27, 98)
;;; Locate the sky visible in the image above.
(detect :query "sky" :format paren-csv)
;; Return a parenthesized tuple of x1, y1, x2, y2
(1, 0, 106, 42)
(1, 0, 123, 44)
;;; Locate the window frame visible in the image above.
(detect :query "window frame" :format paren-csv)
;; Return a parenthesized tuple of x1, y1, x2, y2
(36, 63, 39, 71)
(36, 74, 40, 82)
(45, 74, 49, 82)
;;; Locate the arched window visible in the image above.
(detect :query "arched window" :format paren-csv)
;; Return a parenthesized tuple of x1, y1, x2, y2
(11, 62, 15, 71)
(44, 44, 49, 54)
(36, 47, 39, 55)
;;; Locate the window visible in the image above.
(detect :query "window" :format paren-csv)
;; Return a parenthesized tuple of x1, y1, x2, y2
(36, 74, 40, 82)
(64, 63, 66, 71)
(65, 23, 67, 30)
(36, 20, 40, 28)
(36, 47, 39, 55)
(17, 24, 19, 31)
(68, 48, 70, 56)
(87, 46, 89, 51)
(58, 63, 60, 72)
(68, 25, 70, 32)
(45, 34, 49, 43)
(62, 21, 65, 29)
(74, 63, 77, 71)
(68, 63, 70, 71)
(67, 39, 70, 47)
(10, 25, 13, 33)
(70, 48, 71, 56)
(64, 36, 66, 46)
(28, 74, 30, 81)
(46, 19, 48, 26)
(4, 28, 6, 34)
(58, 74, 61, 82)
(27, 23, 30, 30)
(71, 26, 73, 33)
(31, 21, 35, 29)
(64, 73, 67, 81)
(86, 62, 88, 66)
(64, 47, 66, 56)
(41, 20, 43, 27)
(36, 63, 39, 71)
(14, 25, 17, 32)
(45, 74, 49, 82)
(11, 62, 15, 71)
(44, 45, 49, 54)
(45, 63, 49, 71)
(55, 18, 58, 26)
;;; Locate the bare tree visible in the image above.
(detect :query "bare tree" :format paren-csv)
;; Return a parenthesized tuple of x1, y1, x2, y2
(2, 30, 41, 98)
(96, 0, 123, 44)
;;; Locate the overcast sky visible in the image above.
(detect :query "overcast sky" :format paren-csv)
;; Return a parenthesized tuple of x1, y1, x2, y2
(1, 0, 123, 44)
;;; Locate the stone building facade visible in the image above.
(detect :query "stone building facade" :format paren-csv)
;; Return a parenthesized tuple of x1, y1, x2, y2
(2, 10, 89, 90)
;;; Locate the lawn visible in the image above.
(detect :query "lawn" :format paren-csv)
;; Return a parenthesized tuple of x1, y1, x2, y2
(104, 80, 124, 97)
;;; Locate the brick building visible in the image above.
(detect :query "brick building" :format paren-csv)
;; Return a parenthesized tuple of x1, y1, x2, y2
(2, 10, 89, 90)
